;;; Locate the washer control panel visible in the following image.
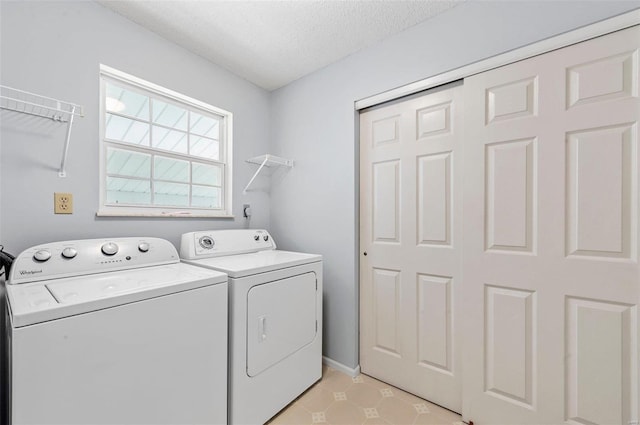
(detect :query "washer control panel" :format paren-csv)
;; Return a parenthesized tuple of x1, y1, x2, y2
(180, 229, 276, 259)
(8, 237, 179, 285)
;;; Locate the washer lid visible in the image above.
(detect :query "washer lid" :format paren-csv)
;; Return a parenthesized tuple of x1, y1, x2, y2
(183, 250, 321, 278)
(6, 263, 227, 327)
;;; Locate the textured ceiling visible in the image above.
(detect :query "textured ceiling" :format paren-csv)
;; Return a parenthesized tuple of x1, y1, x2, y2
(98, 0, 462, 91)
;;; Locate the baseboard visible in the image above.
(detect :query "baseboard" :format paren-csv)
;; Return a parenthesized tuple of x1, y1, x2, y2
(322, 356, 361, 377)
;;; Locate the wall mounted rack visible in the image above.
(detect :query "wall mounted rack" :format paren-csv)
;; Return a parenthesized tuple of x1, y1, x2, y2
(0, 85, 84, 177)
(243, 154, 294, 194)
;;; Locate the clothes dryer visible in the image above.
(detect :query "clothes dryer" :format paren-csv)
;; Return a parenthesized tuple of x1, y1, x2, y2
(5, 237, 228, 425)
(180, 229, 322, 425)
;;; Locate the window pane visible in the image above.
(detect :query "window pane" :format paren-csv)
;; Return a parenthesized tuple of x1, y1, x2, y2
(192, 163, 221, 186)
(190, 136, 219, 160)
(192, 185, 221, 208)
(106, 177, 151, 205)
(190, 112, 220, 139)
(101, 68, 230, 214)
(105, 113, 149, 146)
(154, 182, 189, 207)
(107, 148, 150, 178)
(152, 99, 187, 130)
(154, 156, 189, 183)
(152, 126, 187, 154)
(106, 82, 149, 120)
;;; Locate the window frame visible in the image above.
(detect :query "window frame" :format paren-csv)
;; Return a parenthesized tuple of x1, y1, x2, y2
(97, 65, 233, 218)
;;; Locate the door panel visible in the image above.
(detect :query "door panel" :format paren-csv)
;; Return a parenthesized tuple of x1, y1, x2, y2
(462, 25, 639, 424)
(417, 152, 451, 246)
(372, 268, 401, 355)
(566, 124, 635, 258)
(360, 83, 463, 412)
(484, 285, 535, 408)
(485, 138, 536, 252)
(566, 50, 637, 108)
(372, 161, 401, 243)
(417, 274, 452, 372)
(566, 297, 635, 425)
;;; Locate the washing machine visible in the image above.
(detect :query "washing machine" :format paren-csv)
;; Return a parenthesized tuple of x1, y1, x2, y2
(5, 237, 228, 425)
(180, 229, 322, 425)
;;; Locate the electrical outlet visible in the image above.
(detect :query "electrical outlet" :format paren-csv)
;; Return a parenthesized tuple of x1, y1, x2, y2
(54, 192, 73, 214)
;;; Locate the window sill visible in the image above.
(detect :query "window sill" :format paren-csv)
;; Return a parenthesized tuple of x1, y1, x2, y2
(96, 210, 235, 218)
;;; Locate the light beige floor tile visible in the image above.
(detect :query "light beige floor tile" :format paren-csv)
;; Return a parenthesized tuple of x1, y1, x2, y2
(298, 386, 336, 412)
(325, 401, 368, 425)
(268, 402, 314, 425)
(420, 402, 459, 420)
(412, 403, 431, 414)
(363, 418, 393, 425)
(318, 370, 355, 393)
(312, 411, 328, 423)
(376, 397, 419, 425)
(379, 388, 395, 398)
(359, 373, 391, 389)
(393, 388, 428, 405)
(345, 382, 384, 407)
(363, 407, 379, 419)
(413, 412, 459, 425)
(322, 366, 340, 377)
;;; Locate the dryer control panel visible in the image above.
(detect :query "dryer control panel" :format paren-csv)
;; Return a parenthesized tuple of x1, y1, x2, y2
(8, 237, 179, 284)
(180, 229, 276, 259)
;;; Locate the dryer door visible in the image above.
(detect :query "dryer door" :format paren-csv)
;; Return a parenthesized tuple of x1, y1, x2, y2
(247, 272, 317, 377)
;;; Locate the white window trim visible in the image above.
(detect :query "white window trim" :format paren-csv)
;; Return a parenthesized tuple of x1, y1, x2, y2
(97, 64, 233, 218)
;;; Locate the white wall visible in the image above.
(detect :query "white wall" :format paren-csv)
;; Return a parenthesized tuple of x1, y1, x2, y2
(0, 1, 272, 254)
(269, 0, 640, 369)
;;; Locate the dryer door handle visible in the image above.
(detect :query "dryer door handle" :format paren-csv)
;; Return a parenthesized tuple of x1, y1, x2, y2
(258, 315, 267, 342)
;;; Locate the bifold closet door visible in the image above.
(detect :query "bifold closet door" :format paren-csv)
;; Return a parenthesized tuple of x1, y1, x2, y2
(462, 25, 640, 424)
(360, 83, 463, 413)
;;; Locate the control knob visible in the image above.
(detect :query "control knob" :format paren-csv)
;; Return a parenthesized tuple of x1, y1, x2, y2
(254, 235, 260, 241)
(199, 236, 215, 249)
(33, 250, 51, 262)
(138, 242, 150, 253)
(61, 247, 77, 259)
(263, 235, 269, 241)
(101, 242, 119, 256)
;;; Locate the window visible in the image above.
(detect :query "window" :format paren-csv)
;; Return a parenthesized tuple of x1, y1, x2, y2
(98, 65, 233, 217)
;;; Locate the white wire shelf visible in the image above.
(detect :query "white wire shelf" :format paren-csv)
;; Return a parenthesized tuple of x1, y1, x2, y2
(0, 85, 84, 177)
(244, 154, 294, 193)
(246, 154, 294, 168)
(0, 85, 84, 121)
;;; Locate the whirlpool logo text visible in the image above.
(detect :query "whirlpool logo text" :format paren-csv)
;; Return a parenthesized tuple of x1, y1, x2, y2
(19, 269, 43, 275)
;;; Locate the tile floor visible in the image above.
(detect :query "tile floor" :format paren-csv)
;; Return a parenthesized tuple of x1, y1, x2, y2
(267, 365, 463, 425)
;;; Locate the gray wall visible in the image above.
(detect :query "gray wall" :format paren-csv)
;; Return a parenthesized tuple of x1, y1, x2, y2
(269, 0, 640, 369)
(0, 1, 272, 254)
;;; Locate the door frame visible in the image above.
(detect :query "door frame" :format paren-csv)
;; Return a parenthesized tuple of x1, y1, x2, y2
(355, 9, 640, 111)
